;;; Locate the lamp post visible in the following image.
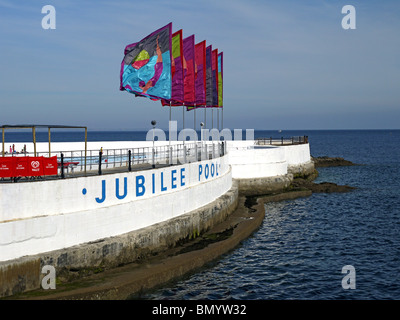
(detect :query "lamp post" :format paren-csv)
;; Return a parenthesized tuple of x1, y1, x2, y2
(200, 122, 204, 160)
(151, 120, 156, 168)
(200, 122, 204, 138)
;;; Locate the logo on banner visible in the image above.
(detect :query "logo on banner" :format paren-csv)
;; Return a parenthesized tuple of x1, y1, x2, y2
(31, 160, 40, 171)
(31, 161, 40, 169)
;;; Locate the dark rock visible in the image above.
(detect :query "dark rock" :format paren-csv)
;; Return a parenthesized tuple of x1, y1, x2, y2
(291, 178, 356, 193)
(307, 182, 356, 193)
(312, 156, 356, 167)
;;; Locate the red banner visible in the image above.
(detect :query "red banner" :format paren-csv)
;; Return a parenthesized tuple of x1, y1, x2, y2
(14, 157, 29, 177)
(0, 156, 58, 178)
(0, 157, 15, 178)
(43, 156, 58, 176)
(28, 157, 43, 176)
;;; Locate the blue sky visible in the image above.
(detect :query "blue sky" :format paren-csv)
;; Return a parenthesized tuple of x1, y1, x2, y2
(0, 0, 399, 130)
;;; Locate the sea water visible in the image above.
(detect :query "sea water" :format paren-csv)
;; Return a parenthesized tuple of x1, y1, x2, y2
(4, 129, 400, 299)
(142, 130, 400, 300)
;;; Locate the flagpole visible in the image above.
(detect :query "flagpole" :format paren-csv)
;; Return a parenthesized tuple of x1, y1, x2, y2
(169, 101, 171, 147)
(204, 107, 206, 129)
(217, 108, 219, 131)
(182, 104, 185, 130)
(194, 106, 196, 132)
(182, 104, 185, 145)
(212, 109, 214, 129)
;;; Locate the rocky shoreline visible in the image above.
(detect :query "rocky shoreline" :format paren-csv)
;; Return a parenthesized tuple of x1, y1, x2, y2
(297, 156, 357, 193)
(312, 156, 357, 167)
(291, 179, 356, 193)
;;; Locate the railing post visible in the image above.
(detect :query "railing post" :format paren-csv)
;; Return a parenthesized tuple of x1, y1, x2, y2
(152, 147, 155, 168)
(61, 153, 65, 179)
(128, 150, 132, 171)
(98, 151, 102, 175)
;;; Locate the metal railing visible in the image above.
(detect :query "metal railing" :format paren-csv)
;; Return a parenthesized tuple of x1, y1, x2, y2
(57, 141, 226, 174)
(0, 141, 227, 182)
(255, 136, 309, 146)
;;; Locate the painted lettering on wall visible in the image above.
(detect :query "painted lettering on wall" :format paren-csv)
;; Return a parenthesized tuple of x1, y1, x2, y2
(116, 177, 128, 199)
(84, 162, 219, 204)
(198, 162, 220, 181)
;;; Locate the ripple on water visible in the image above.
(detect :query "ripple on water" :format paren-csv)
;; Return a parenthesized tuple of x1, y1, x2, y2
(144, 133, 400, 299)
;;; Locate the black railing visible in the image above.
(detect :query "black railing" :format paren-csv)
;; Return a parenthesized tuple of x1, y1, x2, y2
(0, 141, 227, 182)
(255, 136, 309, 146)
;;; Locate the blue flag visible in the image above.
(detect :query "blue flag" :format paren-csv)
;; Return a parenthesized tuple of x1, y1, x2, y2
(120, 23, 172, 100)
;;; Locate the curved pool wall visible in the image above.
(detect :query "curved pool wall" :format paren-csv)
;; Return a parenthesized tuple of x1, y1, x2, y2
(227, 141, 313, 195)
(0, 140, 312, 298)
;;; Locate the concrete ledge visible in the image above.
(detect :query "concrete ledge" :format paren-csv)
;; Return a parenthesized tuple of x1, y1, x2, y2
(0, 183, 239, 298)
(0, 258, 41, 297)
(235, 174, 293, 196)
(235, 161, 315, 196)
(288, 160, 315, 177)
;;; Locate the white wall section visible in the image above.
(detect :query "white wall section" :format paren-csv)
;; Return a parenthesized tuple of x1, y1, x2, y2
(0, 141, 312, 263)
(0, 156, 231, 262)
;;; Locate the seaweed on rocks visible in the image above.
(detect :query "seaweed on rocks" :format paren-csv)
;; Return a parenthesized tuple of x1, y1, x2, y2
(312, 156, 357, 167)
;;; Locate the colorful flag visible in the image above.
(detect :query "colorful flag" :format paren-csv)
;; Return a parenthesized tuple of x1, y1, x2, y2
(120, 23, 172, 101)
(161, 29, 184, 106)
(171, 29, 184, 103)
(212, 48, 219, 107)
(187, 40, 206, 110)
(218, 52, 223, 108)
(183, 35, 196, 106)
(205, 45, 213, 107)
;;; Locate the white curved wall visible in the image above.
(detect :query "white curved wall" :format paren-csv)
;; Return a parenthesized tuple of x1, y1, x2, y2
(226, 141, 311, 179)
(0, 155, 231, 262)
(283, 143, 311, 165)
(0, 140, 312, 263)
